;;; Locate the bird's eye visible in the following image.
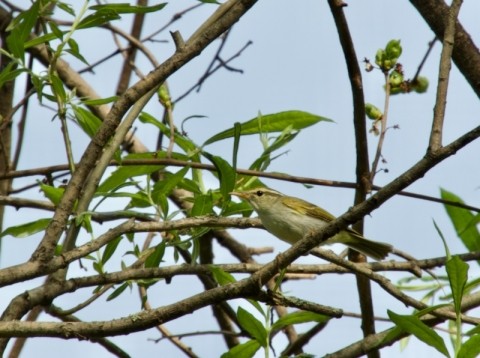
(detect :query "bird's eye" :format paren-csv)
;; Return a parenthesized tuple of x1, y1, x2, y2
(256, 190, 264, 197)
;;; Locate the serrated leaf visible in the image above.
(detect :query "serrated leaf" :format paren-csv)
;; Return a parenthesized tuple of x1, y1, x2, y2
(388, 310, 450, 357)
(458, 334, 480, 358)
(0, 218, 51, 238)
(209, 265, 236, 286)
(446, 256, 469, 315)
(145, 242, 166, 268)
(102, 236, 122, 264)
(237, 307, 267, 347)
(107, 282, 129, 301)
(271, 310, 330, 331)
(221, 339, 261, 358)
(203, 110, 333, 145)
(441, 188, 480, 253)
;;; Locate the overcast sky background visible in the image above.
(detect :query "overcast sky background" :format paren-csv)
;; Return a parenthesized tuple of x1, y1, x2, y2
(2, 0, 480, 357)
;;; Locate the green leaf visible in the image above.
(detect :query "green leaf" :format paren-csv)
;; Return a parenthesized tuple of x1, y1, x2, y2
(82, 96, 119, 106)
(72, 105, 102, 137)
(237, 307, 267, 347)
(0, 218, 51, 238)
(152, 167, 190, 201)
(388, 310, 450, 357)
(144, 242, 166, 268)
(50, 72, 66, 104)
(66, 38, 89, 65)
(0, 64, 27, 89)
(107, 282, 130, 301)
(271, 310, 330, 331)
(57, 2, 76, 16)
(102, 236, 122, 264)
(24, 32, 59, 48)
(6, 1, 40, 60)
(39, 183, 65, 205)
(203, 110, 333, 145)
(203, 153, 235, 203)
(77, 9, 121, 30)
(89, 3, 167, 14)
(97, 154, 163, 193)
(191, 193, 214, 217)
(232, 122, 241, 170)
(221, 339, 261, 358)
(209, 265, 236, 286)
(48, 21, 64, 40)
(446, 256, 469, 315)
(139, 112, 200, 159)
(458, 334, 480, 358)
(441, 188, 480, 253)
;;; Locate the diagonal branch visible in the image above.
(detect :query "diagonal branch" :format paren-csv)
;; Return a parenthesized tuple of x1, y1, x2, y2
(428, 0, 463, 151)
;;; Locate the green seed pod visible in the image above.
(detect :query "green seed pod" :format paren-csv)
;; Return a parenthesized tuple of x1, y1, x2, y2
(365, 103, 383, 120)
(413, 76, 429, 93)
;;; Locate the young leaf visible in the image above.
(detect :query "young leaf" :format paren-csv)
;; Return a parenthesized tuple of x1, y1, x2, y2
(101, 236, 123, 264)
(144, 243, 166, 268)
(388, 310, 450, 357)
(458, 334, 480, 358)
(77, 10, 121, 30)
(152, 167, 190, 200)
(107, 282, 130, 301)
(203, 110, 333, 145)
(221, 339, 261, 358)
(446, 256, 469, 315)
(237, 307, 267, 347)
(89, 3, 167, 14)
(190, 193, 214, 217)
(441, 188, 480, 252)
(271, 310, 330, 332)
(0, 218, 51, 238)
(39, 183, 65, 205)
(209, 265, 236, 286)
(203, 153, 235, 202)
(72, 105, 102, 137)
(97, 154, 163, 193)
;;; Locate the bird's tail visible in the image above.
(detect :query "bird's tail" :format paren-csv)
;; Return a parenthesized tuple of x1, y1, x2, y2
(334, 230, 392, 260)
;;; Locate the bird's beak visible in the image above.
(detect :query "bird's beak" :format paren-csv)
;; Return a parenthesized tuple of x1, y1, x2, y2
(230, 191, 248, 200)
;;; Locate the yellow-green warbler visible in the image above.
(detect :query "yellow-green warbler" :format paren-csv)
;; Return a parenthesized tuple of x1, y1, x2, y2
(230, 188, 392, 260)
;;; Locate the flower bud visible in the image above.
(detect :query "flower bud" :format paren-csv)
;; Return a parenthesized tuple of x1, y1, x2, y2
(412, 76, 429, 93)
(385, 40, 402, 60)
(389, 70, 404, 87)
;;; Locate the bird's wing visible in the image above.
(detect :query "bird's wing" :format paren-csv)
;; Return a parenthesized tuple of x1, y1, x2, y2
(282, 197, 336, 222)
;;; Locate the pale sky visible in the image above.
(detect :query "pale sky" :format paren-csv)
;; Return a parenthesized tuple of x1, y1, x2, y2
(2, 0, 480, 357)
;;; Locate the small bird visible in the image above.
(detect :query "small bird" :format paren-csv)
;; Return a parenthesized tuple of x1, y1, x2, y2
(230, 187, 392, 260)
